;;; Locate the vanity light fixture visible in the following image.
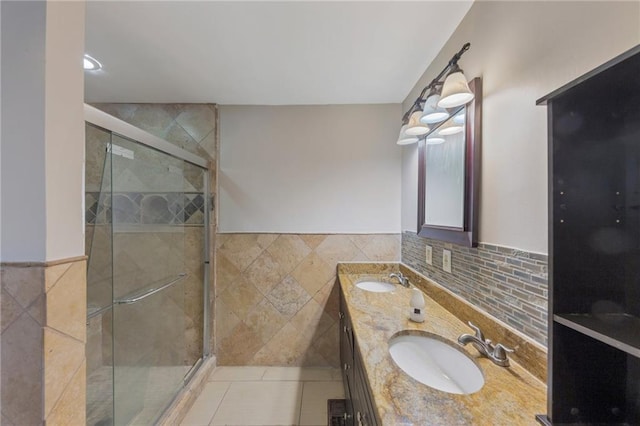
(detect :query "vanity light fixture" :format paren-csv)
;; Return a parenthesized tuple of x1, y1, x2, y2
(438, 63, 474, 109)
(84, 54, 102, 71)
(420, 85, 450, 124)
(405, 110, 430, 136)
(397, 42, 473, 146)
(396, 124, 420, 145)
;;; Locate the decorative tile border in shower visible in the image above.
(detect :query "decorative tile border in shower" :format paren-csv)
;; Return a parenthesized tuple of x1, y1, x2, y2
(402, 231, 548, 346)
(86, 192, 205, 226)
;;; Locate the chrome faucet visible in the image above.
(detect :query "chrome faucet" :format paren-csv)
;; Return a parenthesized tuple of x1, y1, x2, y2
(457, 321, 514, 367)
(389, 271, 410, 287)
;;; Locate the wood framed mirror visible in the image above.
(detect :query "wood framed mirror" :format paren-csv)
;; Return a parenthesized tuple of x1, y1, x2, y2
(417, 77, 482, 247)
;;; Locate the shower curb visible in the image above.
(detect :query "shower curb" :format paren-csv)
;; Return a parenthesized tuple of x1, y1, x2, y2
(157, 356, 217, 426)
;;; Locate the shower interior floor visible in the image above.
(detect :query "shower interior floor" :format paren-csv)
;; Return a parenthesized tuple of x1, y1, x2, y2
(87, 365, 191, 426)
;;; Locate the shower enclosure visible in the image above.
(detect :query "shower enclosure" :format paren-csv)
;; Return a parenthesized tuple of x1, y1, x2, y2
(84, 105, 211, 425)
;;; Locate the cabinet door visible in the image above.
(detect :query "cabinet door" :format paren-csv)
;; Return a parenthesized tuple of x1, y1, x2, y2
(339, 293, 354, 426)
(353, 341, 379, 426)
(340, 329, 354, 426)
(340, 288, 379, 426)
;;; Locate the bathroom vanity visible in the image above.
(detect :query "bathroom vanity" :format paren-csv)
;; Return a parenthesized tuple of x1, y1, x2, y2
(337, 263, 546, 425)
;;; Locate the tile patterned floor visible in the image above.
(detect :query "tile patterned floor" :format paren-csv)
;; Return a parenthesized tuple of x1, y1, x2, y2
(181, 367, 344, 426)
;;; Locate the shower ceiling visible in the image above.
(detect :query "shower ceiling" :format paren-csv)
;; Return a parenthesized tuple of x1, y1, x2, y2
(84, 1, 473, 105)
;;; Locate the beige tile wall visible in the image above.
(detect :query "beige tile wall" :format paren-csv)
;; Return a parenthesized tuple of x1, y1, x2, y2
(1, 258, 87, 425)
(1, 265, 44, 425)
(215, 233, 400, 366)
(86, 227, 204, 377)
(92, 103, 218, 353)
(92, 103, 217, 164)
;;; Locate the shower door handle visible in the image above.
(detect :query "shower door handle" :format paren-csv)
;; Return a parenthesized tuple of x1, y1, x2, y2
(115, 273, 188, 305)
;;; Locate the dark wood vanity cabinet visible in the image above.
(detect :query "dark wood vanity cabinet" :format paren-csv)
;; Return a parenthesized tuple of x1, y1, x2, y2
(340, 289, 379, 426)
(537, 45, 640, 425)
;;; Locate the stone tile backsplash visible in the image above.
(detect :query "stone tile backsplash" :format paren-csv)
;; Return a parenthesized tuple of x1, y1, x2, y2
(402, 231, 548, 346)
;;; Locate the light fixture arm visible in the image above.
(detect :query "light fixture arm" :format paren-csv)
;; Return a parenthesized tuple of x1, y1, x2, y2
(401, 42, 471, 123)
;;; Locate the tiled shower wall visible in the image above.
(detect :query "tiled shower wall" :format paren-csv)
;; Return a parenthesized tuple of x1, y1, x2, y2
(93, 103, 217, 163)
(216, 233, 401, 366)
(402, 231, 548, 346)
(90, 103, 217, 352)
(85, 104, 217, 424)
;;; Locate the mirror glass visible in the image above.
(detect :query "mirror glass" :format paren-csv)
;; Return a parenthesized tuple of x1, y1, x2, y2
(418, 77, 481, 247)
(424, 110, 466, 229)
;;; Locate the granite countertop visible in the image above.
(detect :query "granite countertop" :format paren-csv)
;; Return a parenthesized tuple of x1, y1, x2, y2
(338, 265, 546, 425)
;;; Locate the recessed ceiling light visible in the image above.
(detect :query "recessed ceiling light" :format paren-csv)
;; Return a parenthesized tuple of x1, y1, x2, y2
(83, 54, 102, 71)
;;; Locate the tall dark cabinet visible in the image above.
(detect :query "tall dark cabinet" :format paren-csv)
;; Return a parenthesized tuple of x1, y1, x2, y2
(537, 45, 640, 425)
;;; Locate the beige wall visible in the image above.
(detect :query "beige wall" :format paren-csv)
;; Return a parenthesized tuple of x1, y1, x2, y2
(1, 1, 86, 262)
(44, 1, 86, 262)
(1, 1, 47, 262)
(401, 1, 640, 254)
(218, 104, 402, 233)
(216, 233, 400, 366)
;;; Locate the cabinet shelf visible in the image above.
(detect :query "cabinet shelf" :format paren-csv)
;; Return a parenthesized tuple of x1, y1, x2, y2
(554, 313, 640, 358)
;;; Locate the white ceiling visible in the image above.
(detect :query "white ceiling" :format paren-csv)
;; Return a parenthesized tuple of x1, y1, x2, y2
(85, 1, 473, 105)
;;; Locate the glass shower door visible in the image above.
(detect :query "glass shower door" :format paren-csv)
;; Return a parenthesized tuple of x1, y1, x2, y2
(85, 105, 210, 426)
(111, 134, 191, 425)
(86, 123, 115, 426)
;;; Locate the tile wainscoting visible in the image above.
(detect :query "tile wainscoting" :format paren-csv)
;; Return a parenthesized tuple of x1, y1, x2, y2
(402, 231, 548, 346)
(1, 257, 87, 425)
(215, 233, 401, 366)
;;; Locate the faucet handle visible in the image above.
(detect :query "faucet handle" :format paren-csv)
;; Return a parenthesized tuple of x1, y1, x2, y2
(467, 321, 485, 341)
(389, 272, 410, 287)
(492, 343, 514, 360)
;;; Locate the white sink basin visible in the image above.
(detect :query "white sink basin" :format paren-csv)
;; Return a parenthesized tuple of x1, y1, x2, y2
(388, 332, 484, 395)
(356, 281, 395, 293)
